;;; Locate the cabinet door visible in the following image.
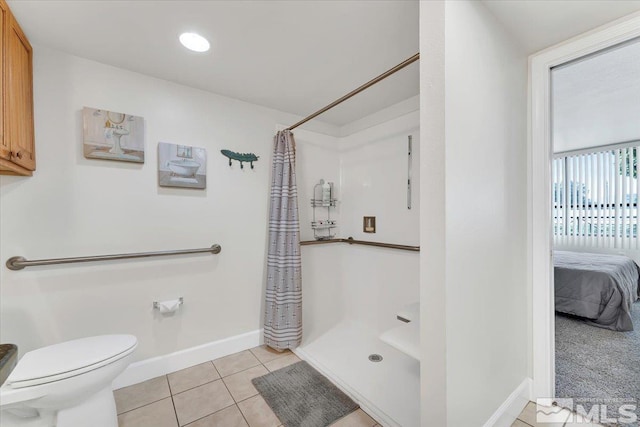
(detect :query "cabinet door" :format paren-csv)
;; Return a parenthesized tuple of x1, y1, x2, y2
(6, 11, 34, 170)
(0, 1, 8, 161)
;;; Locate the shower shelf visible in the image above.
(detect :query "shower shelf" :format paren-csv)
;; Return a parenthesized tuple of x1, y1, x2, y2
(311, 179, 337, 240)
(311, 221, 337, 230)
(310, 199, 337, 208)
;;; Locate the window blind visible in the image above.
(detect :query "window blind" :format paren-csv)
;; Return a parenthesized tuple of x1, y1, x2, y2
(553, 144, 638, 249)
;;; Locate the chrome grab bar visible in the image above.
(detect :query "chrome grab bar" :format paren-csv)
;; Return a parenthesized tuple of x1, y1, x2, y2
(300, 237, 419, 252)
(6, 244, 222, 271)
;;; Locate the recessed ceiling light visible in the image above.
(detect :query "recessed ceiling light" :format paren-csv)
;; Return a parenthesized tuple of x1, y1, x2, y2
(179, 32, 210, 53)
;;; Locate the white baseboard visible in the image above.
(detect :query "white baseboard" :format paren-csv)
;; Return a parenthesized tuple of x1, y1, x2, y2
(293, 347, 400, 427)
(483, 377, 532, 427)
(112, 329, 262, 390)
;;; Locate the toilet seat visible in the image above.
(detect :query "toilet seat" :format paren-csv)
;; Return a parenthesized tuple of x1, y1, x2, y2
(5, 335, 137, 389)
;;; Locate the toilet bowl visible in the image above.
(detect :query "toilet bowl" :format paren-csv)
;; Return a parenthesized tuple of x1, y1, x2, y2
(0, 335, 137, 427)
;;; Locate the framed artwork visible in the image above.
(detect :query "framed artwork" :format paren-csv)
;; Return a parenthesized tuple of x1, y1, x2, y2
(82, 107, 145, 163)
(158, 142, 207, 189)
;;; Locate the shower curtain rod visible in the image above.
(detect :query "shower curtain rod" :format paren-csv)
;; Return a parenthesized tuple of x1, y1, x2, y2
(286, 52, 420, 131)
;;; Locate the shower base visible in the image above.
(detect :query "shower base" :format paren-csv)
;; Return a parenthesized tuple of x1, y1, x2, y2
(294, 321, 420, 427)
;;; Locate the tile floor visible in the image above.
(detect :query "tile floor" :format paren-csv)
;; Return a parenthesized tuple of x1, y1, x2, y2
(512, 401, 604, 427)
(116, 348, 602, 427)
(114, 346, 381, 427)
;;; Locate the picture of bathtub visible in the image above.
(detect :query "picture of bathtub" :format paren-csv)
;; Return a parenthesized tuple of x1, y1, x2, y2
(167, 159, 200, 177)
(158, 142, 206, 189)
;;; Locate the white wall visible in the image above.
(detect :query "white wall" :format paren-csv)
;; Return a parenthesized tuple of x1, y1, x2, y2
(419, 0, 447, 424)
(444, 1, 528, 425)
(552, 38, 640, 153)
(340, 112, 420, 244)
(340, 112, 420, 334)
(420, 1, 528, 425)
(0, 46, 338, 362)
(293, 129, 341, 243)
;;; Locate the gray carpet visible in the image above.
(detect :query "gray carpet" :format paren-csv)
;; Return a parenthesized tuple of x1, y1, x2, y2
(556, 302, 640, 425)
(252, 361, 359, 427)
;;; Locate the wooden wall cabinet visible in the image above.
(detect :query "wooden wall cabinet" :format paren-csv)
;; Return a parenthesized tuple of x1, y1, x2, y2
(0, 0, 34, 176)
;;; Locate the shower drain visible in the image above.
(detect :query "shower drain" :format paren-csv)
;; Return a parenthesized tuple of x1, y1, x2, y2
(368, 354, 383, 362)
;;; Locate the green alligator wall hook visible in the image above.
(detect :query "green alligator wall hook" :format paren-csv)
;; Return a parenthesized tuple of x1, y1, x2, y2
(220, 150, 259, 169)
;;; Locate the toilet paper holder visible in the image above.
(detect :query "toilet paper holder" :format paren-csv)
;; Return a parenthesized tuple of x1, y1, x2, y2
(153, 297, 184, 310)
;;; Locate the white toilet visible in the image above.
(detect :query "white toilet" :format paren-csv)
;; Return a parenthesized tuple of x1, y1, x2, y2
(0, 335, 137, 427)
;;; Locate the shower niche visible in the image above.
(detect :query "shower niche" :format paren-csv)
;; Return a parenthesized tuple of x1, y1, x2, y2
(310, 179, 337, 240)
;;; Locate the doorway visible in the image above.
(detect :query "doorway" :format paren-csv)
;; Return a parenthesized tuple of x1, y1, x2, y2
(530, 11, 640, 410)
(550, 37, 639, 423)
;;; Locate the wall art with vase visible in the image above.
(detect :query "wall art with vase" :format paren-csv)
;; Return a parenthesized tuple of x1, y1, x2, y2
(82, 107, 145, 163)
(158, 142, 207, 189)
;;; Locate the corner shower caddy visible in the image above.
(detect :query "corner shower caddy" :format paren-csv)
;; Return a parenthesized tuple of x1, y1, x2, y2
(311, 179, 337, 240)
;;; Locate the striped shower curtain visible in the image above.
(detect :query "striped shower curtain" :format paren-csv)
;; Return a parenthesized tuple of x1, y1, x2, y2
(264, 130, 302, 351)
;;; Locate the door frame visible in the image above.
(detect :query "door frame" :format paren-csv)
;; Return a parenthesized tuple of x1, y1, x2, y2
(530, 12, 640, 399)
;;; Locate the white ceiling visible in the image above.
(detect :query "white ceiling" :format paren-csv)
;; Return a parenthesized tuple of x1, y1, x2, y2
(552, 38, 640, 153)
(483, 0, 640, 53)
(7, 1, 640, 129)
(7, 0, 419, 127)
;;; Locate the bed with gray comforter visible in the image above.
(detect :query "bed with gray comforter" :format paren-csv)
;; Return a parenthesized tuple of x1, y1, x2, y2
(554, 251, 640, 331)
